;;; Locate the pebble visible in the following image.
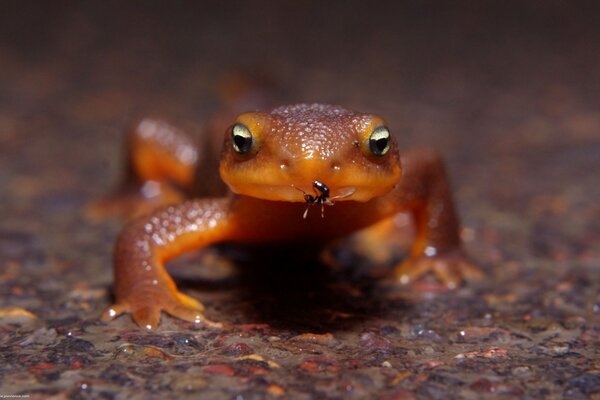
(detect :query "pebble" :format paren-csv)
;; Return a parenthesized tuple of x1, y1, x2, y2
(359, 332, 391, 352)
(290, 332, 338, 346)
(223, 342, 254, 356)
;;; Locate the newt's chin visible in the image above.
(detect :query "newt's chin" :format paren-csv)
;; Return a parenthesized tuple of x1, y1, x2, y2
(226, 183, 393, 203)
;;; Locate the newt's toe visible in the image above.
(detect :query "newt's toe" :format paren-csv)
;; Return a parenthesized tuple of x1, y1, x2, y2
(394, 251, 482, 289)
(132, 305, 162, 331)
(175, 291, 205, 311)
(165, 303, 223, 328)
(102, 291, 222, 330)
(101, 303, 130, 321)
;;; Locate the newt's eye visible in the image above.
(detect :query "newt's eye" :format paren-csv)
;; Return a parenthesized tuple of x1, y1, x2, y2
(231, 123, 253, 154)
(368, 126, 391, 156)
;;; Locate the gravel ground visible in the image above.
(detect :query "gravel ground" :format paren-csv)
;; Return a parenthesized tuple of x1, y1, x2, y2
(1, 2, 599, 399)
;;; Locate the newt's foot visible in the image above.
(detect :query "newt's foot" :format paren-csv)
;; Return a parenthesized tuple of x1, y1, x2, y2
(102, 290, 222, 330)
(394, 251, 482, 289)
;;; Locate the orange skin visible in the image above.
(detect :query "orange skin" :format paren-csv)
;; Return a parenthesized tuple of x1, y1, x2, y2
(102, 104, 481, 330)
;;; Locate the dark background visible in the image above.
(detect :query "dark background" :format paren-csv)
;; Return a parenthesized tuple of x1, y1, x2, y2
(1, 1, 599, 399)
(2, 1, 600, 203)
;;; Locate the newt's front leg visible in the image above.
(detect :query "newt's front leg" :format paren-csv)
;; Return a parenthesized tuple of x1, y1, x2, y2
(87, 119, 199, 220)
(102, 198, 233, 330)
(392, 149, 482, 288)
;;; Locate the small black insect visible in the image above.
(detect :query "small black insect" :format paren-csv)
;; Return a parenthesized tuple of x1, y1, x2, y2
(293, 180, 354, 219)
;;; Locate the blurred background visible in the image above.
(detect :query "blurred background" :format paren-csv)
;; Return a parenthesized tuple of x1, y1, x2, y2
(2, 0, 599, 199)
(1, 2, 599, 398)
(2, 0, 599, 259)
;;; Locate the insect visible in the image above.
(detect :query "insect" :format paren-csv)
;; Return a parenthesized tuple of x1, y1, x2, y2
(293, 180, 355, 219)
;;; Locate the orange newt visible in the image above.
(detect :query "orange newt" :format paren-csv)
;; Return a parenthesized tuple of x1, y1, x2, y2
(101, 103, 480, 330)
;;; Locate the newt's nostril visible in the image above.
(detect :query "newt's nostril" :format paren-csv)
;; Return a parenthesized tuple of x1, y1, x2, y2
(331, 161, 341, 172)
(279, 159, 290, 171)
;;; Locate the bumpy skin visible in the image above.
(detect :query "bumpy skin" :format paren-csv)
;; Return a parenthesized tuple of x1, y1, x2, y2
(102, 104, 480, 330)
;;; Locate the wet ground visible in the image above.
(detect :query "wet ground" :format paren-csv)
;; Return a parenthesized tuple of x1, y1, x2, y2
(1, 2, 599, 399)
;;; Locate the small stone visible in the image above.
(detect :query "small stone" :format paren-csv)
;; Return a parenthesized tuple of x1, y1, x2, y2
(470, 378, 497, 393)
(359, 332, 391, 352)
(222, 342, 254, 356)
(20, 327, 58, 346)
(68, 286, 107, 300)
(203, 364, 235, 377)
(267, 384, 285, 397)
(544, 344, 570, 355)
(237, 354, 281, 369)
(470, 378, 524, 395)
(171, 375, 209, 392)
(290, 332, 338, 346)
(566, 373, 600, 395)
(459, 348, 508, 359)
(77, 380, 92, 392)
(456, 326, 508, 341)
(299, 360, 320, 372)
(512, 366, 531, 376)
(0, 307, 38, 325)
(171, 335, 204, 354)
(143, 346, 172, 360)
(114, 344, 171, 361)
(379, 325, 400, 336)
(410, 324, 441, 341)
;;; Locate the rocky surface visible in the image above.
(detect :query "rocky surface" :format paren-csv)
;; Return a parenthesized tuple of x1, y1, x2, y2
(1, 2, 599, 399)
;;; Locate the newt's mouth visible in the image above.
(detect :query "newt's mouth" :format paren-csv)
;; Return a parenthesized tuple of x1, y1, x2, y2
(292, 182, 356, 202)
(229, 182, 360, 203)
(291, 181, 356, 219)
(272, 184, 357, 202)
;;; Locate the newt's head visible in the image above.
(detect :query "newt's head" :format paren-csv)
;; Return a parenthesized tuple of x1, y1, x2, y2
(219, 104, 402, 202)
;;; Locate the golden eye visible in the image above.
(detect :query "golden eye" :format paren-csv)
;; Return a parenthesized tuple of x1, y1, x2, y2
(368, 126, 391, 156)
(231, 123, 253, 154)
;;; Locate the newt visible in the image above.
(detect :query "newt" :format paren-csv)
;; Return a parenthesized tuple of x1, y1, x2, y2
(100, 103, 480, 330)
